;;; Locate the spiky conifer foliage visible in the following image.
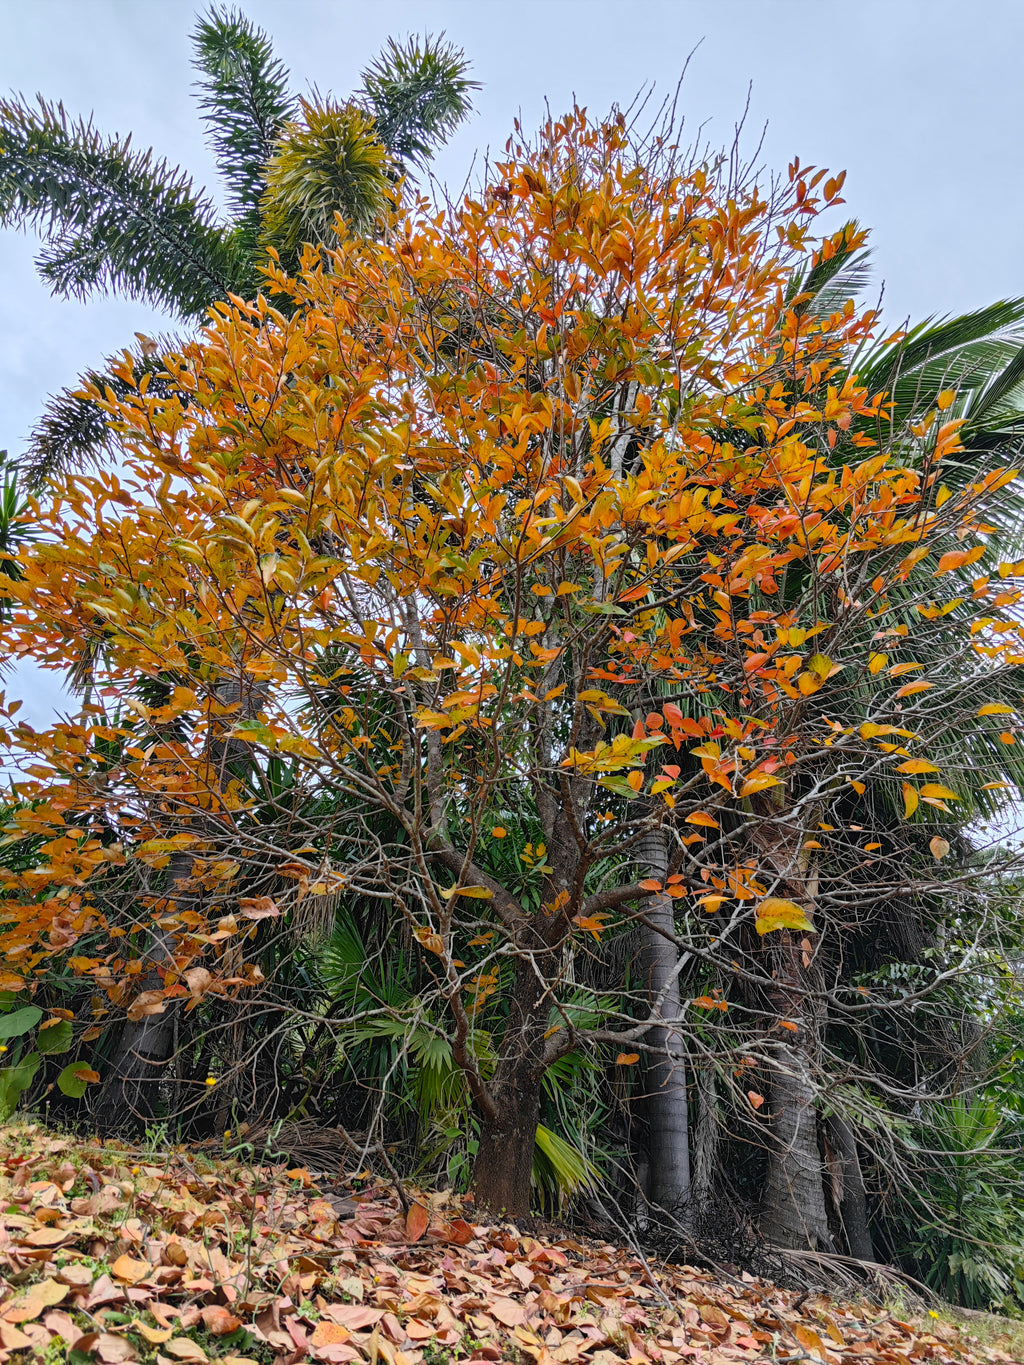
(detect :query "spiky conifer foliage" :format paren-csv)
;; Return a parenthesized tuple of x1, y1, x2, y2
(0, 7, 477, 485)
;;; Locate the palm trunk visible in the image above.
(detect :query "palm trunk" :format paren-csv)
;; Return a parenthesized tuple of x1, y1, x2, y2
(93, 848, 193, 1133)
(639, 826, 691, 1219)
(760, 931, 832, 1249)
(825, 1113, 873, 1259)
(752, 803, 832, 1250)
(690, 1061, 720, 1232)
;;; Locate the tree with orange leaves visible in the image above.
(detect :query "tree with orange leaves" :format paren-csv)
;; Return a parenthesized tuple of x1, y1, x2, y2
(3, 107, 1024, 1234)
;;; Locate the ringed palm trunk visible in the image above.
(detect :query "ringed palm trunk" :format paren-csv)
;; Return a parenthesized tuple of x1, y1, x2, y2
(639, 825, 691, 1219)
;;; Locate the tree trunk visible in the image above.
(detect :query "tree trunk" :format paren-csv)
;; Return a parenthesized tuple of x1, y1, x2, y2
(760, 929, 832, 1250)
(690, 1060, 720, 1233)
(750, 801, 831, 1250)
(639, 826, 691, 1219)
(472, 952, 549, 1219)
(825, 1113, 874, 1260)
(93, 851, 192, 1134)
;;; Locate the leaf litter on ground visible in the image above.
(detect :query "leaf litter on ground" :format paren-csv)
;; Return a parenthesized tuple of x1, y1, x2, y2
(0, 1123, 1019, 1365)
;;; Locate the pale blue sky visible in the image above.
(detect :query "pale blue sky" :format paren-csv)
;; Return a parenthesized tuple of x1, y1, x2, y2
(2, 0, 1022, 728)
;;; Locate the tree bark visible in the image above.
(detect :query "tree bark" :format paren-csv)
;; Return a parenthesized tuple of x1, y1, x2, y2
(639, 826, 691, 1219)
(760, 934, 832, 1250)
(93, 849, 193, 1134)
(751, 801, 832, 1251)
(825, 1113, 874, 1260)
(472, 952, 549, 1219)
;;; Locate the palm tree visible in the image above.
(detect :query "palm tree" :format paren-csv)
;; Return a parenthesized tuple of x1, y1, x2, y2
(749, 232, 1024, 1254)
(0, 6, 477, 485)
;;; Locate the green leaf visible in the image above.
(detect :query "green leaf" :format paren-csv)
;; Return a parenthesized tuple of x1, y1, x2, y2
(0, 1006, 42, 1040)
(36, 1018, 73, 1055)
(57, 1062, 98, 1099)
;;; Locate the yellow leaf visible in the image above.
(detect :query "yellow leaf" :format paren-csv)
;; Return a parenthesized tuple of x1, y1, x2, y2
(868, 652, 888, 674)
(978, 703, 1014, 716)
(755, 897, 814, 936)
(930, 836, 950, 861)
(937, 389, 956, 411)
(902, 783, 919, 818)
(849, 779, 866, 794)
(698, 895, 727, 913)
(919, 783, 959, 801)
(739, 772, 782, 797)
(895, 758, 940, 774)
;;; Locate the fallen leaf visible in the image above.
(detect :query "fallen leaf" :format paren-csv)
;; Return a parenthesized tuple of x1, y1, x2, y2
(201, 1305, 242, 1336)
(405, 1201, 430, 1241)
(111, 1253, 152, 1284)
(165, 1338, 208, 1362)
(1, 1276, 68, 1322)
(489, 1297, 527, 1327)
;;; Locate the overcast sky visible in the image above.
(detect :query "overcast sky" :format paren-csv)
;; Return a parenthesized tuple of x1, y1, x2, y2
(2, 0, 1023, 729)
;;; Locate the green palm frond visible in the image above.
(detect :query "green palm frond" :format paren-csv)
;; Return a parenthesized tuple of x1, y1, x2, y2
(191, 6, 296, 259)
(858, 301, 1024, 411)
(261, 99, 390, 266)
(23, 335, 186, 488)
(360, 33, 478, 171)
(786, 221, 873, 320)
(0, 96, 243, 318)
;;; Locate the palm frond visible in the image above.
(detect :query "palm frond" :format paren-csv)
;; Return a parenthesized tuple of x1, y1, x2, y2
(23, 334, 188, 487)
(0, 96, 242, 318)
(360, 33, 478, 171)
(858, 300, 1024, 404)
(191, 5, 296, 252)
(261, 99, 390, 267)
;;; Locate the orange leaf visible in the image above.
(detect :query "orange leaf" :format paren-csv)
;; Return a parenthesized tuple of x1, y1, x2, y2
(405, 1202, 430, 1242)
(747, 1091, 764, 1109)
(616, 1053, 639, 1065)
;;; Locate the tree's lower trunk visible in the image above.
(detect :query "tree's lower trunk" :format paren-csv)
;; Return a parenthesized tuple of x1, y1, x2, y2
(471, 953, 549, 1220)
(473, 1073, 542, 1219)
(94, 851, 193, 1134)
(640, 827, 691, 1220)
(825, 1113, 874, 1259)
(761, 931, 832, 1251)
(690, 1061, 720, 1233)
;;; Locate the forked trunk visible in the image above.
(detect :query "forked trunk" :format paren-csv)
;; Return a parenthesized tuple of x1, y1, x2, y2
(639, 826, 691, 1219)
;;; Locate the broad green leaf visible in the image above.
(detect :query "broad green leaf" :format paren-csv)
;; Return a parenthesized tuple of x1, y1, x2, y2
(0, 1006, 42, 1041)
